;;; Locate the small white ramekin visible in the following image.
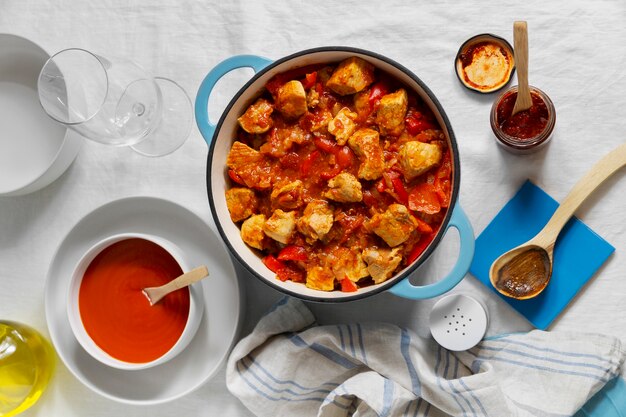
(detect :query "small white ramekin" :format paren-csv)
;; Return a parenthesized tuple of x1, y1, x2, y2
(67, 232, 204, 371)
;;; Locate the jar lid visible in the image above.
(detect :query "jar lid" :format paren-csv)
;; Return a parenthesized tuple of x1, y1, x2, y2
(455, 33, 515, 94)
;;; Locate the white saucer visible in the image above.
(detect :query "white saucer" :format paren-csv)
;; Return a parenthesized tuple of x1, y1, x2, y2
(44, 197, 242, 405)
(0, 33, 81, 196)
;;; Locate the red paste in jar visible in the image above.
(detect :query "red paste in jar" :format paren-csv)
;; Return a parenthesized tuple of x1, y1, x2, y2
(78, 238, 189, 363)
(497, 91, 549, 139)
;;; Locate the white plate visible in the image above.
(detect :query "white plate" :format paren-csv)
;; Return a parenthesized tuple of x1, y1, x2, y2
(44, 197, 242, 405)
(0, 33, 81, 196)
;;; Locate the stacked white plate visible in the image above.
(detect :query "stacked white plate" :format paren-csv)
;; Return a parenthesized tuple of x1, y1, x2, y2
(0, 34, 81, 196)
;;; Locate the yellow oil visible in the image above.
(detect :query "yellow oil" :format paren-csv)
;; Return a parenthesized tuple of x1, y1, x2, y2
(0, 321, 55, 417)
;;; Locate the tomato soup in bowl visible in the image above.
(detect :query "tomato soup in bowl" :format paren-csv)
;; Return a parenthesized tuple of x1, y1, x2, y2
(67, 233, 204, 370)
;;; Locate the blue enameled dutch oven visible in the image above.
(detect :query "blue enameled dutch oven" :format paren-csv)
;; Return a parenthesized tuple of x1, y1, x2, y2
(195, 47, 474, 302)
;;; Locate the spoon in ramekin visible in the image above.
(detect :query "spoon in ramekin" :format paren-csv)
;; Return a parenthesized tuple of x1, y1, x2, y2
(142, 265, 209, 305)
(489, 143, 626, 299)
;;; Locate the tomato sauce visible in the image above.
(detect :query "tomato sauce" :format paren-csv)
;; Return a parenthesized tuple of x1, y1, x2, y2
(497, 91, 549, 139)
(78, 238, 189, 363)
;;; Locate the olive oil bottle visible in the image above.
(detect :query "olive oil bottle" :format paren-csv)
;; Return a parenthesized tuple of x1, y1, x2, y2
(0, 321, 55, 416)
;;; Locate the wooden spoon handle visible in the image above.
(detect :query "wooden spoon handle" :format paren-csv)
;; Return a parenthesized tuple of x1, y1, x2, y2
(143, 265, 209, 305)
(512, 21, 532, 115)
(535, 142, 626, 249)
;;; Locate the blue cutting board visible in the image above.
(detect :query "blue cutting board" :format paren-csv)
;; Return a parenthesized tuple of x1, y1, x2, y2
(469, 180, 615, 330)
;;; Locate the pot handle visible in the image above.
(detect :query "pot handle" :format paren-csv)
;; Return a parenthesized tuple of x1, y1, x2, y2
(195, 55, 273, 146)
(388, 204, 475, 300)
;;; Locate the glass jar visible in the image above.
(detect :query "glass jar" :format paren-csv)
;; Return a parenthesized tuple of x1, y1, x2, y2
(490, 85, 556, 154)
(0, 321, 55, 416)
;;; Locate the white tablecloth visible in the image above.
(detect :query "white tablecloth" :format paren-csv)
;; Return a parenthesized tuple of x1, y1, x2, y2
(1, 1, 624, 416)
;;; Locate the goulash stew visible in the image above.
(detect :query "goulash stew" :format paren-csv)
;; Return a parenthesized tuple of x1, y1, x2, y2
(226, 57, 452, 292)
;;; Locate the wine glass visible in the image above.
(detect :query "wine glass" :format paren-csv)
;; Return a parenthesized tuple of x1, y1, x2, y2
(37, 48, 192, 157)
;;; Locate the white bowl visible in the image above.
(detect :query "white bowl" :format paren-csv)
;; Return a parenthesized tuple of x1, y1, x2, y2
(67, 232, 204, 371)
(0, 33, 81, 196)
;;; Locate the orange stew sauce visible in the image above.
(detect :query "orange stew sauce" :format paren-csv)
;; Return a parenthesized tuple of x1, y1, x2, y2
(78, 238, 189, 363)
(226, 57, 453, 292)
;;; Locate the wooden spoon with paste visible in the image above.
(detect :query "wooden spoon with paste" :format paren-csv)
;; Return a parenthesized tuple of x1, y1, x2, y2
(490, 143, 626, 299)
(511, 21, 533, 116)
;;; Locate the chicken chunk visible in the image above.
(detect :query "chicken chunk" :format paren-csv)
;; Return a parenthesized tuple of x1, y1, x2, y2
(297, 200, 334, 242)
(305, 266, 335, 291)
(271, 180, 304, 210)
(348, 128, 385, 180)
(263, 209, 297, 244)
(227, 141, 273, 190)
(327, 247, 369, 282)
(368, 204, 418, 247)
(326, 57, 375, 96)
(260, 125, 310, 158)
(241, 214, 266, 250)
(398, 141, 442, 181)
(362, 247, 403, 284)
(353, 90, 371, 120)
(225, 187, 258, 222)
(237, 98, 274, 134)
(307, 88, 320, 109)
(328, 107, 358, 145)
(376, 89, 408, 136)
(275, 80, 307, 119)
(323, 172, 363, 203)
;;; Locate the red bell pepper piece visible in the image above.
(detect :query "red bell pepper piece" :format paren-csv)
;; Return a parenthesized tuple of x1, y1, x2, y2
(368, 81, 390, 110)
(391, 177, 409, 206)
(414, 216, 434, 234)
(340, 277, 358, 292)
(408, 183, 441, 214)
(336, 146, 355, 168)
(277, 245, 308, 262)
(375, 178, 387, 193)
(265, 64, 324, 97)
(262, 255, 285, 273)
(301, 72, 318, 90)
(405, 110, 437, 136)
(320, 165, 342, 180)
(362, 190, 377, 207)
(228, 169, 245, 185)
(301, 150, 320, 176)
(406, 233, 435, 265)
(262, 255, 305, 282)
(313, 136, 340, 154)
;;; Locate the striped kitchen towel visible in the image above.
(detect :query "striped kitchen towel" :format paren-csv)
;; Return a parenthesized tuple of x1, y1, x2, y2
(226, 297, 625, 417)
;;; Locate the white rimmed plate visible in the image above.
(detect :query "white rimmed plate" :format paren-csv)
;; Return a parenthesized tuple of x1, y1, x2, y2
(44, 196, 242, 405)
(0, 33, 82, 196)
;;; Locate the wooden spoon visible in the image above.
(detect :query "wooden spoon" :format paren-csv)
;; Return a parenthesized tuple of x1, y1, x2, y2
(490, 143, 626, 299)
(511, 21, 533, 116)
(142, 265, 209, 305)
